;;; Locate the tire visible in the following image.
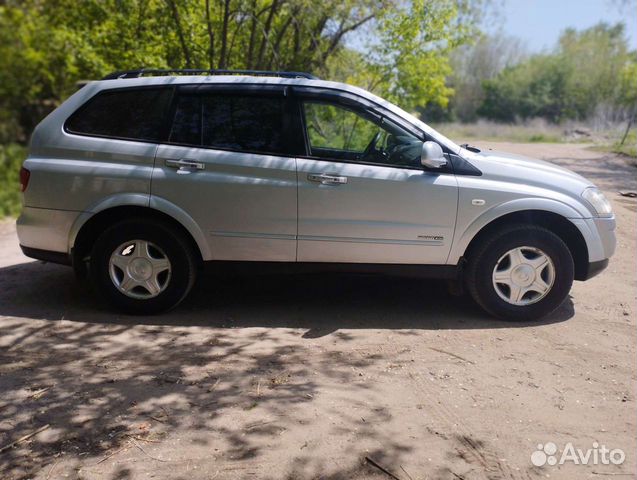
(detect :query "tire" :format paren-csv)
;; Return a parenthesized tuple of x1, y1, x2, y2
(465, 224, 574, 321)
(89, 218, 198, 314)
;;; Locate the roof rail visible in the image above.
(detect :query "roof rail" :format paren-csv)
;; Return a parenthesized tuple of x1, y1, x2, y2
(102, 68, 319, 80)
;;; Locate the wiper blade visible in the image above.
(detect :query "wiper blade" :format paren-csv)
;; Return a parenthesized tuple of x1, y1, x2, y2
(461, 143, 481, 153)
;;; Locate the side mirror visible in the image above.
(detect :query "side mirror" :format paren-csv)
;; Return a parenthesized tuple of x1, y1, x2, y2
(421, 141, 447, 169)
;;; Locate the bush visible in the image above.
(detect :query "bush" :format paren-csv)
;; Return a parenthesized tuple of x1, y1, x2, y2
(0, 143, 26, 218)
(478, 24, 636, 124)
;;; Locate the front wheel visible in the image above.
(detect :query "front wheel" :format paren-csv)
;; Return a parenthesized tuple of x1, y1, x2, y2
(89, 219, 198, 314)
(465, 224, 574, 321)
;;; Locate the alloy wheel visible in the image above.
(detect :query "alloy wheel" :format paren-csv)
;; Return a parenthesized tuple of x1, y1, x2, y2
(108, 240, 172, 299)
(492, 246, 555, 306)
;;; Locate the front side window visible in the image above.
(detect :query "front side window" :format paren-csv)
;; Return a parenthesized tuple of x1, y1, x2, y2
(302, 101, 423, 167)
(66, 87, 172, 141)
(169, 91, 286, 155)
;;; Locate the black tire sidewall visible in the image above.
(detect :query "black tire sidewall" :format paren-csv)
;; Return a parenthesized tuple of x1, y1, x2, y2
(469, 226, 574, 321)
(90, 220, 195, 314)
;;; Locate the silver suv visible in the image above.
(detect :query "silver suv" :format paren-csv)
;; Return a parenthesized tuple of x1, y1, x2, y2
(17, 69, 616, 319)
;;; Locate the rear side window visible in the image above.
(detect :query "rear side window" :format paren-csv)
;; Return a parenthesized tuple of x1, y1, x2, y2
(66, 87, 172, 141)
(169, 92, 286, 155)
(170, 95, 201, 146)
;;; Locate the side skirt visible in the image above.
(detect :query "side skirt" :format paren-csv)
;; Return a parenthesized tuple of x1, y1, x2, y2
(203, 261, 460, 279)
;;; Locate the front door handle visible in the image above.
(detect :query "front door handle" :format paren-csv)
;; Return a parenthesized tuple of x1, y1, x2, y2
(307, 173, 348, 185)
(165, 158, 205, 170)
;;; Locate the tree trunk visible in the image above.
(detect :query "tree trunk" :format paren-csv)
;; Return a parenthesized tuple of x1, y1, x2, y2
(255, 0, 281, 70)
(135, 0, 148, 38)
(292, 18, 301, 67)
(165, 0, 192, 68)
(205, 0, 216, 69)
(228, 17, 247, 63)
(266, 12, 294, 69)
(246, 0, 258, 69)
(218, 0, 231, 69)
(620, 110, 636, 147)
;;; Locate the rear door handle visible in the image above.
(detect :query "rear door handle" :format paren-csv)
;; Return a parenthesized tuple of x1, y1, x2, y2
(307, 173, 348, 185)
(165, 158, 205, 170)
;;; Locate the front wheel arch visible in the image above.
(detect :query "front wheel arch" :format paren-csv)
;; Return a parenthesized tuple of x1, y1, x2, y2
(462, 210, 589, 280)
(464, 223, 574, 320)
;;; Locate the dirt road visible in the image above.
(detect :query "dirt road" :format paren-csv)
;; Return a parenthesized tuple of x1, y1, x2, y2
(0, 143, 635, 480)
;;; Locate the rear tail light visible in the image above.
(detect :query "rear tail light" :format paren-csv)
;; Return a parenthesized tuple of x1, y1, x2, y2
(19, 167, 30, 192)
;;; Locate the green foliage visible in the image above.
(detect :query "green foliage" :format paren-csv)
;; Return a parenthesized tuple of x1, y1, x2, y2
(0, 144, 26, 218)
(0, 0, 486, 216)
(0, 0, 483, 145)
(478, 23, 636, 123)
(332, 0, 486, 112)
(444, 34, 527, 122)
(305, 102, 377, 152)
(618, 61, 637, 109)
(479, 55, 573, 122)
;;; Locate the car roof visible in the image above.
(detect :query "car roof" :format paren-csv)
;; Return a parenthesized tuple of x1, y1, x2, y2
(88, 75, 461, 154)
(97, 74, 377, 100)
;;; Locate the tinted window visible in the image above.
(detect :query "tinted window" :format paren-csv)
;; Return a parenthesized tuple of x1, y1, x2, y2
(304, 102, 378, 152)
(169, 92, 286, 155)
(169, 95, 201, 146)
(303, 101, 423, 167)
(66, 87, 172, 141)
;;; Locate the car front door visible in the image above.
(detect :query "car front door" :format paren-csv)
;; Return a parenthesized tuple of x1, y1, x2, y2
(152, 85, 299, 261)
(295, 94, 458, 264)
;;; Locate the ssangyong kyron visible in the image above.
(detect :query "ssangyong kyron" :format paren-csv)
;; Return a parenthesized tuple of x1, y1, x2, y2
(17, 69, 616, 319)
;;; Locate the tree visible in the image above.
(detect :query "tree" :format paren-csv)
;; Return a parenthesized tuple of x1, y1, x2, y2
(617, 59, 637, 146)
(0, 0, 485, 143)
(446, 33, 527, 121)
(478, 23, 635, 123)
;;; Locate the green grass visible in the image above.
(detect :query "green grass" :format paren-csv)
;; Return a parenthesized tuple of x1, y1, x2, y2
(528, 133, 561, 143)
(0, 143, 27, 218)
(613, 131, 637, 157)
(588, 131, 637, 158)
(431, 120, 594, 144)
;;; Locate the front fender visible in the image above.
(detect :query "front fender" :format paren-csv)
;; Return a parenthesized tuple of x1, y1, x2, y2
(447, 197, 584, 265)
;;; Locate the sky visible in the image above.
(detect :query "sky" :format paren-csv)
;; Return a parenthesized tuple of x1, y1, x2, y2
(492, 0, 637, 52)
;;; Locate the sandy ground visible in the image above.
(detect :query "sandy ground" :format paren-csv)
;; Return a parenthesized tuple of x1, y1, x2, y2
(0, 143, 635, 480)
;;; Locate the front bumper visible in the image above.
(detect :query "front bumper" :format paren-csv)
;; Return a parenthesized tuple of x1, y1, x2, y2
(571, 216, 616, 263)
(590, 216, 617, 260)
(571, 216, 615, 281)
(580, 258, 609, 281)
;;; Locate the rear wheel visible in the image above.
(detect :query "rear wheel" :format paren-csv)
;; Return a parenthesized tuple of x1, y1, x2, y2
(465, 224, 574, 320)
(89, 219, 197, 314)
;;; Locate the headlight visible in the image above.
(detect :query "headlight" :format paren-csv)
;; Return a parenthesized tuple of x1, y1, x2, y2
(582, 187, 613, 217)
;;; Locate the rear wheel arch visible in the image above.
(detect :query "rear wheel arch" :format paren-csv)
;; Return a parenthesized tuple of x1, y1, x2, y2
(72, 206, 204, 274)
(462, 210, 589, 280)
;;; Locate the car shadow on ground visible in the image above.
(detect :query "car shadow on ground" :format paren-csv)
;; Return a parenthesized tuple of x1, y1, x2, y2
(0, 260, 574, 333)
(0, 259, 575, 479)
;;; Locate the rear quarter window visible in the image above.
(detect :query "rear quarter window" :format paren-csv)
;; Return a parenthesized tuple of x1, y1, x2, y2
(65, 87, 172, 142)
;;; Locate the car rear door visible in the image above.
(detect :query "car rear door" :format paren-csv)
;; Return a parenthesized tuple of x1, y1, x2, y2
(152, 84, 299, 261)
(293, 90, 458, 264)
